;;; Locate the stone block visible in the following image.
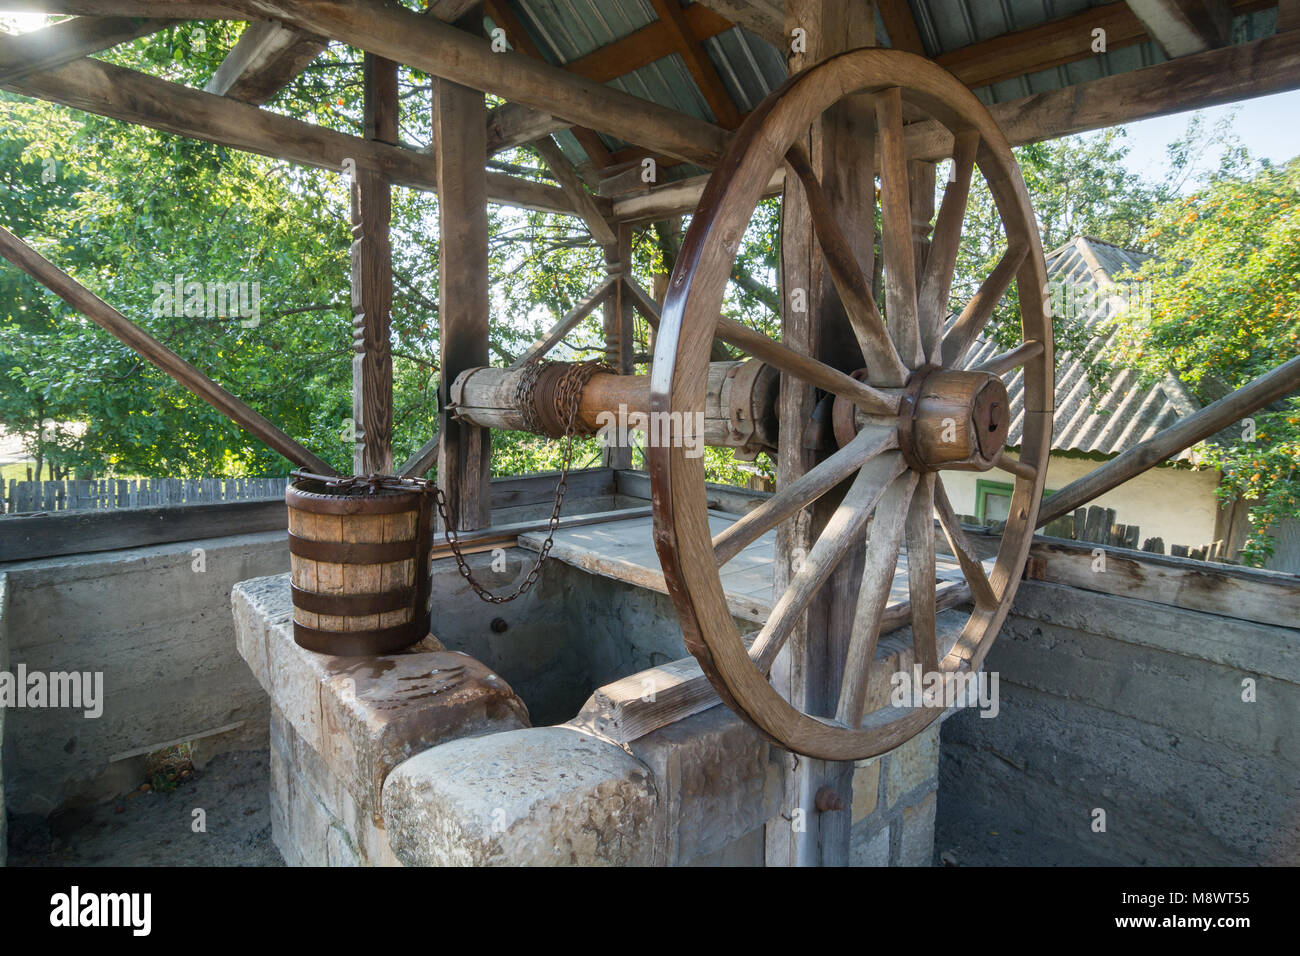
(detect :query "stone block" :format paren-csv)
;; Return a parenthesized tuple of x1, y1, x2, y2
(384, 726, 658, 866)
(851, 759, 880, 823)
(898, 790, 937, 866)
(886, 719, 941, 807)
(234, 574, 530, 826)
(627, 705, 782, 865)
(850, 823, 890, 867)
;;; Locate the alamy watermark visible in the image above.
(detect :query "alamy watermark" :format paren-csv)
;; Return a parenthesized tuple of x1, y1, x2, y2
(0, 665, 103, 718)
(151, 274, 261, 328)
(594, 404, 706, 458)
(889, 665, 1000, 718)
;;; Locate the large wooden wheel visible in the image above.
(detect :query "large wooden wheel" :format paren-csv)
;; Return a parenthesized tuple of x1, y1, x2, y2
(649, 48, 1053, 761)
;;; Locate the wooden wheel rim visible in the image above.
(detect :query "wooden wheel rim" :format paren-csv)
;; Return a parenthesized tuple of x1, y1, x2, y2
(650, 48, 1053, 761)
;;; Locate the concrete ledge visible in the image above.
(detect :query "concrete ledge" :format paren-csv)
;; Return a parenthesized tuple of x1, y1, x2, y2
(233, 573, 530, 825)
(384, 726, 658, 866)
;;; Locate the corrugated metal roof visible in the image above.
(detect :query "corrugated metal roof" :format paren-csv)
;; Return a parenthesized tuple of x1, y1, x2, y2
(495, 0, 1279, 171)
(959, 235, 1202, 460)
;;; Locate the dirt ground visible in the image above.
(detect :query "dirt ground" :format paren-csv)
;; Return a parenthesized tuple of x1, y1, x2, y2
(8, 750, 284, 867)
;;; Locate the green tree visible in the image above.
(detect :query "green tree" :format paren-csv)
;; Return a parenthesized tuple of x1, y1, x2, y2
(1105, 156, 1300, 565)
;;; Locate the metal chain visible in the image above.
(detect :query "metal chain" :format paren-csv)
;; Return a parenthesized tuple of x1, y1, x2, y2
(434, 358, 613, 604)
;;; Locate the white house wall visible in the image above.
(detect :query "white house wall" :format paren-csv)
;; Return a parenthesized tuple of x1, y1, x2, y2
(941, 454, 1222, 549)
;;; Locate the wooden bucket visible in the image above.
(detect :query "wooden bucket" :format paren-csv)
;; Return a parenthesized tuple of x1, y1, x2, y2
(285, 478, 433, 656)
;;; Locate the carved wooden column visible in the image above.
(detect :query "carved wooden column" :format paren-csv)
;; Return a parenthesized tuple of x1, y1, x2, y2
(602, 222, 635, 469)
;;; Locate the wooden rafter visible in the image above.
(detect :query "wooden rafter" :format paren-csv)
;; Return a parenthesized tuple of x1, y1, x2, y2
(533, 136, 617, 246)
(203, 19, 326, 105)
(649, 0, 742, 128)
(908, 26, 1300, 161)
(691, 0, 785, 47)
(1125, 0, 1232, 58)
(876, 0, 925, 55)
(0, 14, 175, 85)
(481, 0, 615, 167)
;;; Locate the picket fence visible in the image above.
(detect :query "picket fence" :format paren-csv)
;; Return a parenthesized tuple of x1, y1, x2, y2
(2, 477, 289, 515)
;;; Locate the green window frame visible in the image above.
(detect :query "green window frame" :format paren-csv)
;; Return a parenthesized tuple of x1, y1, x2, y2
(974, 478, 1056, 525)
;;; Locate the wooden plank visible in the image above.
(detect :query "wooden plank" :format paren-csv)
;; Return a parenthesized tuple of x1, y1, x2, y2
(435, 75, 492, 531)
(692, 0, 785, 47)
(0, 14, 176, 86)
(1024, 538, 1300, 630)
(351, 53, 397, 475)
(1125, 0, 1231, 58)
(234, 0, 730, 166)
(203, 20, 327, 104)
(431, 506, 652, 561)
(0, 45, 581, 216)
(580, 581, 972, 745)
(0, 225, 336, 475)
(0, 499, 289, 563)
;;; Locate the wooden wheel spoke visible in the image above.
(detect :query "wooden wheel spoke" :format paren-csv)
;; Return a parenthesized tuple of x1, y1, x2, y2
(934, 476, 997, 609)
(905, 473, 939, 675)
(834, 470, 919, 728)
(940, 243, 1027, 368)
(973, 339, 1044, 377)
(996, 449, 1036, 480)
(917, 129, 979, 364)
(876, 86, 923, 369)
(749, 453, 906, 675)
(715, 316, 899, 415)
(785, 142, 908, 387)
(713, 424, 896, 566)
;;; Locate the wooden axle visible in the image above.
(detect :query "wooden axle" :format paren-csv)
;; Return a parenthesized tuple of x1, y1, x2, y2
(450, 360, 779, 456)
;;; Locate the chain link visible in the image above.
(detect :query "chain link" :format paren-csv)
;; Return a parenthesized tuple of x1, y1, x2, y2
(434, 358, 613, 604)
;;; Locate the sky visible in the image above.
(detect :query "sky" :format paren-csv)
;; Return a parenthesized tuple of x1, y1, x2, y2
(1114, 88, 1300, 189)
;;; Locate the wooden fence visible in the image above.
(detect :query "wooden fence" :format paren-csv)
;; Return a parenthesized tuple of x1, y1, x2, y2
(964, 503, 1236, 564)
(2, 477, 289, 515)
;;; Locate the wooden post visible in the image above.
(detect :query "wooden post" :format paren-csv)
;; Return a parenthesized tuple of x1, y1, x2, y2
(602, 223, 635, 469)
(768, 0, 876, 869)
(351, 53, 397, 475)
(434, 74, 492, 531)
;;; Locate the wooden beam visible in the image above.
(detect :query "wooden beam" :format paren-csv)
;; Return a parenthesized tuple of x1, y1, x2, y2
(1280, 0, 1300, 31)
(509, 275, 618, 368)
(692, 0, 786, 47)
(612, 167, 784, 223)
(533, 136, 618, 247)
(650, 0, 743, 128)
(204, 19, 327, 105)
(906, 28, 1300, 160)
(602, 224, 635, 469)
(1125, 0, 1232, 57)
(0, 2, 242, 15)
(434, 76, 492, 531)
(1037, 354, 1300, 528)
(0, 42, 584, 216)
(0, 14, 175, 86)
(0, 225, 336, 475)
(234, 0, 730, 166)
(877, 0, 925, 54)
(350, 53, 397, 475)
(481, 0, 616, 167)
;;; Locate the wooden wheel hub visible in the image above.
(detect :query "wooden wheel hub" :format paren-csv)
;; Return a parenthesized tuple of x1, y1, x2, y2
(879, 368, 1010, 473)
